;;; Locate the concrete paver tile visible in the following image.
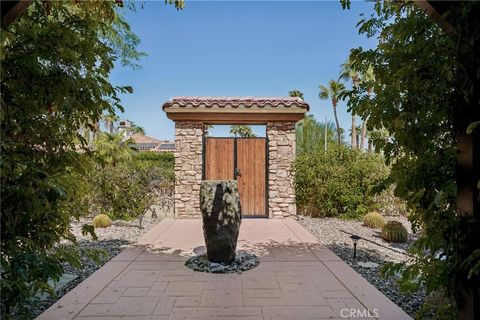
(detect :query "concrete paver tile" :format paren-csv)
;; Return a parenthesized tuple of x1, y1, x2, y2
(149, 282, 168, 296)
(77, 304, 112, 317)
(121, 317, 169, 320)
(152, 296, 176, 315)
(320, 290, 355, 299)
(243, 289, 285, 306)
(91, 287, 126, 304)
(175, 297, 202, 307)
(204, 277, 242, 290)
(74, 317, 120, 320)
(262, 306, 335, 319)
(167, 307, 217, 320)
(215, 306, 262, 317)
(108, 296, 160, 316)
(111, 270, 162, 287)
(201, 290, 243, 307)
(123, 287, 151, 297)
(241, 274, 278, 289)
(165, 282, 205, 297)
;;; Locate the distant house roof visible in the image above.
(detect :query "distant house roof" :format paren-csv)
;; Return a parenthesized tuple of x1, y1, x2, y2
(162, 96, 309, 124)
(131, 133, 162, 145)
(131, 134, 174, 152)
(160, 143, 175, 149)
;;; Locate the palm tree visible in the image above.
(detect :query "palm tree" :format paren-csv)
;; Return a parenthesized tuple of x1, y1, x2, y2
(359, 66, 375, 150)
(102, 113, 119, 134)
(204, 124, 213, 136)
(230, 125, 256, 138)
(295, 115, 336, 154)
(340, 59, 360, 149)
(94, 132, 136, 166)
(288, 90, 304, 100)
(126, 120, 145, 135)
(289, 90, 309, 151)
(319, 80, 345, 145)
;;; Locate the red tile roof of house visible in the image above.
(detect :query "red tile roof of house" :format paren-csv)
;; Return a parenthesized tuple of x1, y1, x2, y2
(131, 134, 174, 152)
(162, 96, 309, 111)
(131, 133, 162, 144)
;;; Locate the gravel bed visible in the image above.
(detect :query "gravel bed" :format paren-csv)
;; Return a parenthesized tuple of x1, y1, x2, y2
(30, 215, 162, 319)
(298, 215, 425, 318)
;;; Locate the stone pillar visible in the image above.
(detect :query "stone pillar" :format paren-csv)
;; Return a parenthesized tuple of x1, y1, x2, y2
(174, 121, 204, 218)
(267, 122, 297, 218)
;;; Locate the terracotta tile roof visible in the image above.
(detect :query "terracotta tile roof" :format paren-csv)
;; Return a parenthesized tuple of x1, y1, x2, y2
(162, 96, 309, 111)
(131, 133, 162, 144)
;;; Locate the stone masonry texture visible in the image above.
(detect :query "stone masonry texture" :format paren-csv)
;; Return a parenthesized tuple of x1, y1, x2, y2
(174, 121, 204, 218)
(173, 121, 297, 219)
(267, 122, 296, 218)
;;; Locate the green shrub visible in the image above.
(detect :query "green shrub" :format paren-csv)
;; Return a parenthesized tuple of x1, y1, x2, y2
(363, 211, 385, 228)
(76, 151, 174, 221)
(381, 221, 408, 243)
(92, 214, 112, 228)
(295, 145, 388, 219)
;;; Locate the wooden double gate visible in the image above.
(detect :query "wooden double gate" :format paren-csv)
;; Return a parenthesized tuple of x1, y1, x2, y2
(203, 137, 267, 217)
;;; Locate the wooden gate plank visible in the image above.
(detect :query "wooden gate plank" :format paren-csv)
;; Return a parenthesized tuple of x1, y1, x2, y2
(204, 137, 266, 217)
(237, 138, 266, 216)
(205, 138, 234, 180)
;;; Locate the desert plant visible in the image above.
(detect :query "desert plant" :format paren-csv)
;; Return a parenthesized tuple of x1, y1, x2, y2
(363, 211, 385, 228)
(381, 221, 408, 243)
(92, 214, 112, 228)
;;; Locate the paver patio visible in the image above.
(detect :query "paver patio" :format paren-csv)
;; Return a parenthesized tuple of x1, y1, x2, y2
(37, 218, 412, 320)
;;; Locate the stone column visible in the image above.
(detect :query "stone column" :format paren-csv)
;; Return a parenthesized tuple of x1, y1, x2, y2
(174, 121, 204, 218)
(267, 122, 297, 218)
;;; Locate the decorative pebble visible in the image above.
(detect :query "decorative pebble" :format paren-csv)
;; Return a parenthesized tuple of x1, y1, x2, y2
(298, 216, 425, 318)
(185, 251, 260, 274)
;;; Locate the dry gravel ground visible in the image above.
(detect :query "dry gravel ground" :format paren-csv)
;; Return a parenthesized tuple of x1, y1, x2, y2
(298, 215, 425, 318)
(30, 215, 162, 319)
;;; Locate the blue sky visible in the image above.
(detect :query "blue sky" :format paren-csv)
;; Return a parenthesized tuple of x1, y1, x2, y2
(110, 1, 377, 140)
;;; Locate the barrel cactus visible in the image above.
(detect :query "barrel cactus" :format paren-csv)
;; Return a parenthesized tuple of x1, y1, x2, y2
(363, 211, 385, 228)
(381, 221, 408, 243)
(92, 214, 112, 228)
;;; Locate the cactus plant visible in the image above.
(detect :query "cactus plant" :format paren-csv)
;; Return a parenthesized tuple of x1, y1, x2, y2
(363, 211, 385, 228)
(92, 214, 112, 228)
(381, 221, 408, 243)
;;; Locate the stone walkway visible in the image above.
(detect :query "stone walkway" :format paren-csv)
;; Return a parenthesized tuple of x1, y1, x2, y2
(37, 218, 411, 320)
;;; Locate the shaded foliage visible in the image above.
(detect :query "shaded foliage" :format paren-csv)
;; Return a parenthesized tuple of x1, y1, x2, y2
(0, 1, 179, 317)
(79, 151, 174, 221)
(341, 1, 480, 317)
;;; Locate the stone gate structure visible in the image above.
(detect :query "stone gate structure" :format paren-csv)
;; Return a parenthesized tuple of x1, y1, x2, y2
(162, 97, 309, 219)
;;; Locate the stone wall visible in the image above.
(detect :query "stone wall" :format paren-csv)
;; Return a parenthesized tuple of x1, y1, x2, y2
(173, 121, 297, 219)
(174, 121, 204, 218)
(267, 122, 297, 218)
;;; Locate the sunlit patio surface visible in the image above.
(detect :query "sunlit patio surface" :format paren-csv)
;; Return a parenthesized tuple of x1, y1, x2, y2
(37, 218, 411, 320)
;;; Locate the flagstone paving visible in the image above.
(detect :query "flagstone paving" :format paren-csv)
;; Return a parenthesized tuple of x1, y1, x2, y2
(37, 218, 411, 320)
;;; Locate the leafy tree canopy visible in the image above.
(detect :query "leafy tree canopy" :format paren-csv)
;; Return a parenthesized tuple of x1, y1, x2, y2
(230, 125, 256, 138)
(0, 1, 180, 317)
(341, 1, 479, 317)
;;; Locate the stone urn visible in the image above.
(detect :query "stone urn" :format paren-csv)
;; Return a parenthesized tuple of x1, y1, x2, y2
(200, 180, 242, 264)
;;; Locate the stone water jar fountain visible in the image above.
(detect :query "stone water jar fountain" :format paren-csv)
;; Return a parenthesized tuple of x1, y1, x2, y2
(200, 180, 241, 264)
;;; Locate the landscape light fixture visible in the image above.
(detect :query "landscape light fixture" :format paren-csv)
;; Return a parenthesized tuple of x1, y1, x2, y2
(350, 235, 361, 259)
